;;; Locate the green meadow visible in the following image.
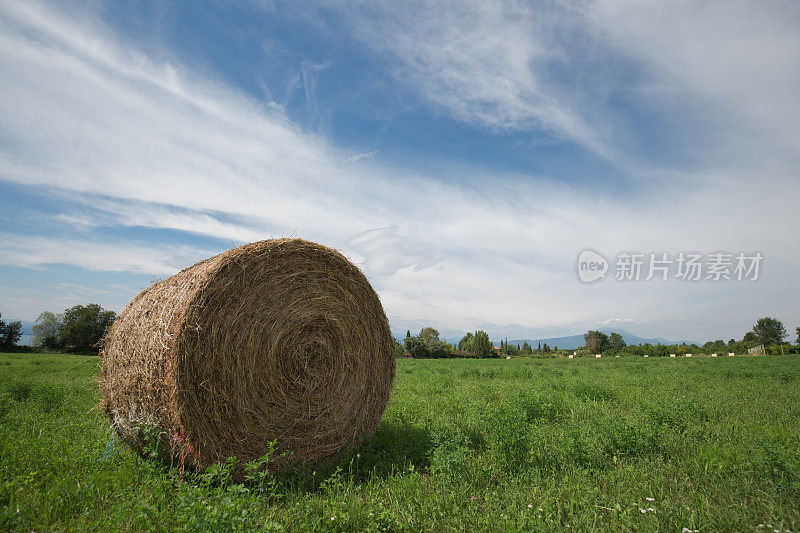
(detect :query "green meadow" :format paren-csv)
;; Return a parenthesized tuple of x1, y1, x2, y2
(0, 352, 798, 531)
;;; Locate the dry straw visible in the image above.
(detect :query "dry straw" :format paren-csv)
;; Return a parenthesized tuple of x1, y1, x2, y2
(99, 239, 395, 472)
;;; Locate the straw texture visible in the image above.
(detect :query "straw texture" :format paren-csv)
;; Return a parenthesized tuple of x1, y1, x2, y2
(99, 239, 395, 471)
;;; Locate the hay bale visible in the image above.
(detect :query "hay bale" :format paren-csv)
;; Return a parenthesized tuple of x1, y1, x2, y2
(100, 239, 395, 471)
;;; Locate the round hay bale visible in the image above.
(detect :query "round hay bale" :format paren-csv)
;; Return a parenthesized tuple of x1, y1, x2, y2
(99, 239, 395, 471)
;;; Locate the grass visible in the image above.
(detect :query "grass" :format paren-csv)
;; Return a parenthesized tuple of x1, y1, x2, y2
(0, 352, 798, 531)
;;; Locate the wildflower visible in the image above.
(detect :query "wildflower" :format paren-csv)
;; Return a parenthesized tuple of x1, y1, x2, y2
(527, 504, 533, 509)
(639, 508, 647, 513)
(645, 497, 655, 501)
(471, 496, 476, 500)
(647, 508, 655, 512)
(538, 508, 543, 512)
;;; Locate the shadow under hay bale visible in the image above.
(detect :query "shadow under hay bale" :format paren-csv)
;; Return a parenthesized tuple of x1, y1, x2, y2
(99, 239, 396, 473)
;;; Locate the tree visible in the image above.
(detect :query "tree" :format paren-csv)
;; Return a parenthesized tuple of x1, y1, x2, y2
(3, 322, 22, 348)
(458, 332, 474, 351)
(522, 341, 531, 353)
(425, 340, 450, 358)
(32, 311, 62, 349)
(584, 330, 609, 355)
(403, 336, 427, 358)
(751, 317, 786, 346)
(406, 330, 411, 339)
(608, 332, 626, 352)
(0, 313, 23, 348)
(58, 304, 116, 353)
(472, 330, 495, 358)
(403, 327, 451, 358)
(419, 327, 439, 344)
(796, 326, 800, 345)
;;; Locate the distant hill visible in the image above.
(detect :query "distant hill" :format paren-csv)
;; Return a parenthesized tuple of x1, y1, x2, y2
(507, 328, 698, 350)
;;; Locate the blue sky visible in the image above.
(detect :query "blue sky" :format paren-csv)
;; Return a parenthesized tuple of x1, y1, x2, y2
(0, 0, 798, 342)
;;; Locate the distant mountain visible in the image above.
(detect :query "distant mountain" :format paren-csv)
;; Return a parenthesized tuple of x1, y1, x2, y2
(507, 328, 698, 350)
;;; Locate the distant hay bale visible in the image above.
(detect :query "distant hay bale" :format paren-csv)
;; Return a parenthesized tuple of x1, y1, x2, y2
(99, 239, 395, 472)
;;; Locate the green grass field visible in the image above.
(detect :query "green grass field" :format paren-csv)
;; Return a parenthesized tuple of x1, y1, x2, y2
(1, 353, 798, 531)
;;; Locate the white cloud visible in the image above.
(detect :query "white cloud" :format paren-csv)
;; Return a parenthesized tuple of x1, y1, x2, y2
(585, 0, 800, 160)
(0, 281, 139, 321)
(0, 233, 210, 276)
(321, 0, 800, 178)
(347, 226, 441, 281)
(66, 196, 272, 244)
(595, 318, 646, 327)
(329, 1, 619, 161)
(345, 149, 381, 163)
(0, 1, 797, 339)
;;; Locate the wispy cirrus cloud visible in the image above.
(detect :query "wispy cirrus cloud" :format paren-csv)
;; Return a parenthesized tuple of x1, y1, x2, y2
(587, 1, 800, 143)
(595, 318, 647, 327)
(329, 1, 619, 161)
(345, 149, 380, 163)
(0, 233, 211, 276)
(317, 0, 800, 178)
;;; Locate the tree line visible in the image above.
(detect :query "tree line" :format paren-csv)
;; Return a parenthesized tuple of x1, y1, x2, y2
(582, 317, 799, 357)
(399, 316, 800, 360)
(498, 339, 558, 356)
(399, 328, 497, 358)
